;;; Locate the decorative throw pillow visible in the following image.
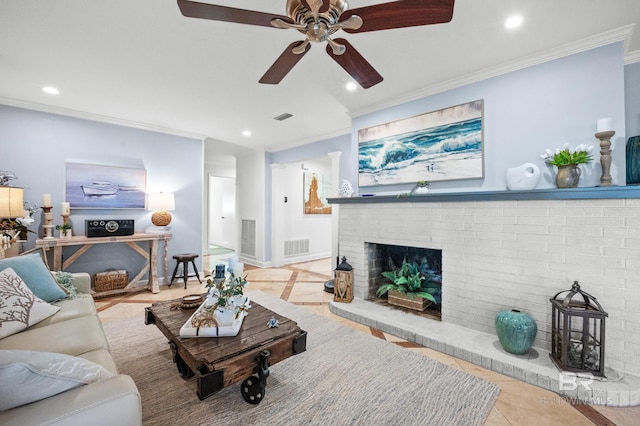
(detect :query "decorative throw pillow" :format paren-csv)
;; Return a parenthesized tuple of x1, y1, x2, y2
(0, 253, 67, 302)
(0, 267, 60, 339)
(0, 349, 114, 411)
(52, 271, 78, 299)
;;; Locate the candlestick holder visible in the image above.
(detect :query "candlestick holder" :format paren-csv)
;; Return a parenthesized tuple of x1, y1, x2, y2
(595, 130, 615, 187)
(42, 206, 54, 239)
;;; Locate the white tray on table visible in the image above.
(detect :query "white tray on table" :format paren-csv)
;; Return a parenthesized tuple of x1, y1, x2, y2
(179, 299, 248, 338)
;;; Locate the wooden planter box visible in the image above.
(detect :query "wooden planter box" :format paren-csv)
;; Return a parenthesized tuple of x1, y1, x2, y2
(387, 290, 430, 311)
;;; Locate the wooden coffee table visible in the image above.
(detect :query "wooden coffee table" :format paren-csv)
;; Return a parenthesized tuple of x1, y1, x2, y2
(145, 296, 307, 403)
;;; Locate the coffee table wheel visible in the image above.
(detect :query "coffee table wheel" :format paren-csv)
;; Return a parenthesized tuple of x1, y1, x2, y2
(169, 341, 194, 379)
(241, 375, 265, 404)
(176, 356, 194, 379)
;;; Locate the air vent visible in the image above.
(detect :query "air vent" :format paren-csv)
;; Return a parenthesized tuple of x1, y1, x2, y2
(241, 219, 256, 258)
(274, 113, 293, 121)
(284, 239, 309, 257)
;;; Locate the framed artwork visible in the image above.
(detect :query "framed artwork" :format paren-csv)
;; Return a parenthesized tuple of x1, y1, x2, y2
(303, 172, 332, 215)
(358, 99, 484, 186)
(65, 162, 147, 209)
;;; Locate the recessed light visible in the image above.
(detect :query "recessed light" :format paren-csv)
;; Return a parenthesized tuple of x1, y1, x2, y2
(242, 130, 251, 137)
(504, 15, 523, 29)
(346, 82, 357, 91)
(42, 86, 60, 95)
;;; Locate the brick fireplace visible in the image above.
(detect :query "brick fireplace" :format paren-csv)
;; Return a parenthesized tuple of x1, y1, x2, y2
(331, 188, 640, 378)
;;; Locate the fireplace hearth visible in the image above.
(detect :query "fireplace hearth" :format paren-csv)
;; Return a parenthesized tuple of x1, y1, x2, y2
(328, 190, 640, 405)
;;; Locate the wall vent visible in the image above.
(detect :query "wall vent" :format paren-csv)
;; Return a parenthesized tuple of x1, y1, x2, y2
(274, 113, 293, 121)
(241, 219, 256, 258)
(284, 239, 310, 257)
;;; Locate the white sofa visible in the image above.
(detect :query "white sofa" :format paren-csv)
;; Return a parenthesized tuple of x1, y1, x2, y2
(0, 266, 141, 426)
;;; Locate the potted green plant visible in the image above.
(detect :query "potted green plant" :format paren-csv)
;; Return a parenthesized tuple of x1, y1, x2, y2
(376, 258, 439, 311)
(410, 180, 430, 195)
(55, 223, 73, 239)
(540, 143, 594, 188)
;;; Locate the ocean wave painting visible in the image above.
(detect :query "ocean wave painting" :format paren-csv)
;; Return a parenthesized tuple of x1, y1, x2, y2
(358, 100, 484, 186)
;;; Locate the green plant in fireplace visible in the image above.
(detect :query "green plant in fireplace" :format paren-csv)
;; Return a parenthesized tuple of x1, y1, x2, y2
(376, 257, 439, 304)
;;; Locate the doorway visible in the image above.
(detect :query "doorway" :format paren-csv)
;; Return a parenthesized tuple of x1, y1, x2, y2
(208, 175, 236, 253)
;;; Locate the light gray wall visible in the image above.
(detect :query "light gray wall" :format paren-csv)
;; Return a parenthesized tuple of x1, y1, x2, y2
(351, 42, 627, 193)
(0, 105, 203, 281)
(264, 134, 351, 262)
(625, 61, 640, 139)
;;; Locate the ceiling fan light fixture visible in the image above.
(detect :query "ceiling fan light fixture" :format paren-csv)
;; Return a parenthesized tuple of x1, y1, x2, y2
(345, 82, 357, 91)
(242, 130, 252, 137)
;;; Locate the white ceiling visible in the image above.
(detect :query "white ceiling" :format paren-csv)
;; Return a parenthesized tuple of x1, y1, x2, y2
(1, 0, 639, 154)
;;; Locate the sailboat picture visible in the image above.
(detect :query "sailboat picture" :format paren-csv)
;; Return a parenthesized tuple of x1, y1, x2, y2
(65, 162, 147, 209)
(358, 100, 484, 186)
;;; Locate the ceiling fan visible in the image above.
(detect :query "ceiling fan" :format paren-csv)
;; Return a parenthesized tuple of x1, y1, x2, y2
(177, 0, 455, 89)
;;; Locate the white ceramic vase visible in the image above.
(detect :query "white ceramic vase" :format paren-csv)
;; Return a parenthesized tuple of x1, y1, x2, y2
(505, 163, 541, 190)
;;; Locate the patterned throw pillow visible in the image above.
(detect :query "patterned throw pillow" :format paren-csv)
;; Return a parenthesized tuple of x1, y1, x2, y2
(52, 271, 78, 299)
(0, 267, 60, 339)
(0, 349, 114, 411)
(0, 253, 67, 302)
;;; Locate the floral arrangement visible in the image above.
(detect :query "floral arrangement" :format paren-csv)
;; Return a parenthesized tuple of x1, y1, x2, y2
(204, 272, 250, 319)
(0, 201, 40, 247)
(540, 144, 594, 166)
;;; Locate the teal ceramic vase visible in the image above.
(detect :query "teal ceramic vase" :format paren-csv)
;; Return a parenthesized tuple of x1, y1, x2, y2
(627, 136, 640, 185)
(495, 309, 537, 355)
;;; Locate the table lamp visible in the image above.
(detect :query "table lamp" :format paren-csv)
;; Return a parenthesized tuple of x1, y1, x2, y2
(147, 192, 175, 230)
(0, 186, 24, 219)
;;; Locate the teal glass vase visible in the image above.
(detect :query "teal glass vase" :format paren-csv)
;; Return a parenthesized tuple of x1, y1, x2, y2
(627, 136, 640, 185)
(495, 309, 537, 355)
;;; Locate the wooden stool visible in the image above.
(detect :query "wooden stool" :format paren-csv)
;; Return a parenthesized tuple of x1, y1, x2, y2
(170, 253, 202, 289)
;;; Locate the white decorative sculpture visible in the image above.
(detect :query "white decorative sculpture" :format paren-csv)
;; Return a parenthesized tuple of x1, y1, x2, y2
(338, 179, 354, 197)
(505, 163, 541, 191)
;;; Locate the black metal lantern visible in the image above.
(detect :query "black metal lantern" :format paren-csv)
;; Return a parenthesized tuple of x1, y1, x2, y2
(333, 256, 353, 303)
(549, 281, 608, 377)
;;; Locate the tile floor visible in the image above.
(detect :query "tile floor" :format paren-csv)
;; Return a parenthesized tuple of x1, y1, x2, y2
(96, 257, 639, 426)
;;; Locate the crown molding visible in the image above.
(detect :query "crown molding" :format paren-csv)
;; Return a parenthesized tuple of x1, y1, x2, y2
(349, 25, 636, 119)
(0, 97, 208, 141)
(626, 50, 640, 64)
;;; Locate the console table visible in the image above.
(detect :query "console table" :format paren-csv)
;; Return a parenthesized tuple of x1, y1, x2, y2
(35, 233, 171, 294)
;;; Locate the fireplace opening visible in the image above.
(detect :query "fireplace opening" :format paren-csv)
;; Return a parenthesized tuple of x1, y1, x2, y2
(367, 243, 442, 321)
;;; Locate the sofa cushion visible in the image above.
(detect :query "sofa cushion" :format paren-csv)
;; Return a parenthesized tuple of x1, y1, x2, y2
(0, 315, 110, 356)
(29, 294, 97, 329)
(0, 349, 114, 411)
(0, 253, 67, 302)
(78, 349, 119, 375)
(0, 268, 60, 339)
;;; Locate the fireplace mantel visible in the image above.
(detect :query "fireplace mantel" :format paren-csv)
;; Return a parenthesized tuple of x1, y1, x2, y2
(329, 185, 640, 204)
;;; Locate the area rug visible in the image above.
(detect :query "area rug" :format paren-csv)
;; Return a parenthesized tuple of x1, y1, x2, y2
(103, 291, 500, 426)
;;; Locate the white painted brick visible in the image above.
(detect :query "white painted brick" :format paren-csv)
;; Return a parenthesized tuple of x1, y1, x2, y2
(340, 199, 640, 377)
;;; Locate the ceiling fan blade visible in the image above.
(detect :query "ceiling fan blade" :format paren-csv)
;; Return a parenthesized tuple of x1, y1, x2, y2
(342, 0, 455, 33)
(326, 38, 383, 89)
(259, 41, 312, 85)
(177, 0, 292, 28)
